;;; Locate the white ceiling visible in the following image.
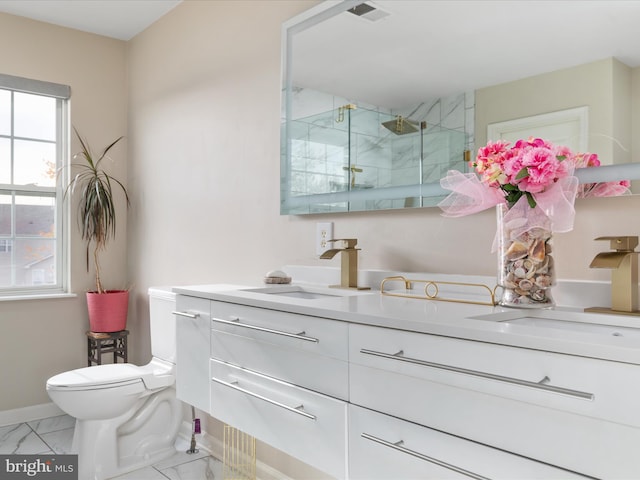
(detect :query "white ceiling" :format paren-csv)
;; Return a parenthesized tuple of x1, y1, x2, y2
(4, 0, 640, 108)
(0, 0, 182, 40)
(294, 1, 640, 108)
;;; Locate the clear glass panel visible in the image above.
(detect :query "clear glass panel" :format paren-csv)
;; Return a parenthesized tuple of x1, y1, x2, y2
(0, 137, 9, 184)
(0, 195, 57, 288)
(13, 139, 56, 186)
(15, 195, 55, 236)
(287, 110, 349, 197)
(0, 193, 10, 235)
(12, 237, 56, 286)
(14, 92, 56, 141)
(0, 247, 11, 287)
(0, 89, 10, 136)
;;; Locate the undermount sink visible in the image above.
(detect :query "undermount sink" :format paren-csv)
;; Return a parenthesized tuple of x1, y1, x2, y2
(471, 310, 640, 339)
(241, 284, 369, 300)
(506, 316, 640, 339)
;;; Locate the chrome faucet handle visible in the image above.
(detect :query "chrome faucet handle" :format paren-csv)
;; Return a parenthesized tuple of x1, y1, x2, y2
(594, 236, 639, 252)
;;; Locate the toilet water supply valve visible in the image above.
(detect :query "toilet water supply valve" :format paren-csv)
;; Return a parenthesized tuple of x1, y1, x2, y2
(187, 405, 201, 454)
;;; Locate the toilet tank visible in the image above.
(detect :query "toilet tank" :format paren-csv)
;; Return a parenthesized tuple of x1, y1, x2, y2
(148, 287, 177, 364)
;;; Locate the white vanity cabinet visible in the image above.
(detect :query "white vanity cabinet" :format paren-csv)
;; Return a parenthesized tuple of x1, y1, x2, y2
(209, 301, 349, 480)
(175, 283, 640, 480)
(349, 405, 587, 479)
(174, 295, 211, 412)
(349, 323, 640, 479)
(210, 301, 349, 399)
(210, 358, 348, 479)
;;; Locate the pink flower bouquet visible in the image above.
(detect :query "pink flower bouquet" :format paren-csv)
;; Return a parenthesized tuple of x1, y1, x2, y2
(474, 138, 572, 208)
(439, 137, 630, 232)
(439, 137, 629, 308)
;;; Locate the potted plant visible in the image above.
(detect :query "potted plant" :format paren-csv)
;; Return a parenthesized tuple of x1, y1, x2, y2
(63, 127, 130, 332)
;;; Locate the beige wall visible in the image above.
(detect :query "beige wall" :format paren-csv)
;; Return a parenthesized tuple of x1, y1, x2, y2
(633, 68, 640, 168)
(476, 58, 633, 164)
(0, 14, 128, 410)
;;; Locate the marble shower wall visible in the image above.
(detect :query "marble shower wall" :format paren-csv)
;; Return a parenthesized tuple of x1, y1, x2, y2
(284, 86, 474, 211)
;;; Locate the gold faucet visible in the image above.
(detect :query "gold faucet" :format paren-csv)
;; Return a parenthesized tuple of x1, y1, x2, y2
(320, 239, 370, 290)
(586, 236, 640, 315)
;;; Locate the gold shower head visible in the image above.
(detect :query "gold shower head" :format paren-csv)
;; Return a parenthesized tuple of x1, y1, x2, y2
(382, 116, 419, 135)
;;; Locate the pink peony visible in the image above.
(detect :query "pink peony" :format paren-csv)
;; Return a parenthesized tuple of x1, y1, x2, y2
(579, 179, 631, 198)
(573, 152, 600, 169)
(473, 137, 575, 207)
(516, 147, 564, 193)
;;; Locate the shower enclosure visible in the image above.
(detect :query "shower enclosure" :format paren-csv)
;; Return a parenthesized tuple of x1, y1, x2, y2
(281, 104, 467, 214)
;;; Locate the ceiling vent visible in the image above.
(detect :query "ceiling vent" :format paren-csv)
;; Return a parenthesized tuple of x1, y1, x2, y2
(347, 2, 390, 22)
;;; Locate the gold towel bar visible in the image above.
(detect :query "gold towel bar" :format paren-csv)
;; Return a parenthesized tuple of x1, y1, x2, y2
(380, 275, 498, 307)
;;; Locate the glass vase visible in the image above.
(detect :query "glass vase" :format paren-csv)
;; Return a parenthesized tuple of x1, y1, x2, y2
(496, 203, 554, 308)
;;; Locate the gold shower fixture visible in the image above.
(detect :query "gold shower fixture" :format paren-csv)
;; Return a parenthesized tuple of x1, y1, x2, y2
(343, 165, 363, 188)
(335, 103, 357, 123)
(381, 116, 422, 135)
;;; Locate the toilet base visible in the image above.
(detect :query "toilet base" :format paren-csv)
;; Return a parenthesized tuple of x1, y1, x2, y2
(72, 388, 182, 480)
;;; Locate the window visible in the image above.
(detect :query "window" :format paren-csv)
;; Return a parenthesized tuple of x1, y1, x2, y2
(0, 73, 70, 296)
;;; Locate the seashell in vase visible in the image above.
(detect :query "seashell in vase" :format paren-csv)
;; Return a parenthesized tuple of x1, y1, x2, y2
(496, 204, 554, 308)
(505, 240, 529, 261)
(529, 238, 547, 263)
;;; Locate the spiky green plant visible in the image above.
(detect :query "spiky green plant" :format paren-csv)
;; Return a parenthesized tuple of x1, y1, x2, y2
(63, 127, 129, 294)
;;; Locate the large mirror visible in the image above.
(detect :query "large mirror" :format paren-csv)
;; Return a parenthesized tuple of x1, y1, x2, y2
(281, 0, 640, 214)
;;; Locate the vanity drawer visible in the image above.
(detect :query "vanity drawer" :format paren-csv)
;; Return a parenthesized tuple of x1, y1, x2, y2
(210, 300, 349, 399)
(349, 405, 588, 479)
(211, 329, 348, 399)
(350, 323, 640, 478)
(350, 324, 640, 425)
(209, 358, 347, 480)
(211, 301, 348, 359)
(175, 295, 211, 412)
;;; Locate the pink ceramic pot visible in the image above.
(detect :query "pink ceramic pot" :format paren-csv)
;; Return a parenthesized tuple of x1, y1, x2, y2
(86, 290, 129, 332)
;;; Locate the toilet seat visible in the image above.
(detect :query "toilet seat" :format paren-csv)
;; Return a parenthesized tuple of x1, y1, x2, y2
(47, 361, 174, 392)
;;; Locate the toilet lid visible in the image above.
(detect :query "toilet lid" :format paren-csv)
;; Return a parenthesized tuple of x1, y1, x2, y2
(47, 363, 146, 391)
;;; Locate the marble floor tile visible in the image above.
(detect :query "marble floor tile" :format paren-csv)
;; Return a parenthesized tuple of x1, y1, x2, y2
(159, 456, 224, 480)
(1, 416, 235, 480)
(151, 442, 209, 471)
(39, 427, 75, 454)
(0, 423, 51, 454)
(27, 414, 75, 434)
(110, 465, 170, 480)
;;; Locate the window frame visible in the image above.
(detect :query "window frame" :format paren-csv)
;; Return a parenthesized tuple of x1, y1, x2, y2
(0, 73, 70, 298)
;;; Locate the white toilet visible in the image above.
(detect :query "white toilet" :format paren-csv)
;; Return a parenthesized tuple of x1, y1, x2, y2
(46, 287, 182, 480)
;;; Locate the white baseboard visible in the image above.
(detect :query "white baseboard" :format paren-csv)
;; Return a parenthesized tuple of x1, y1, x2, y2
(0, 402, 65, 427)
(178, 421, 292, 480)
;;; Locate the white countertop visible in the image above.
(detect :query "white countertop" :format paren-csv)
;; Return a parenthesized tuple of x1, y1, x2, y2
(173, 268, 640, 365)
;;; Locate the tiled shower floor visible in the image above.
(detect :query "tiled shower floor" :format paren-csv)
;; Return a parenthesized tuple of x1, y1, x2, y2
(0, 414, 223, 479)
